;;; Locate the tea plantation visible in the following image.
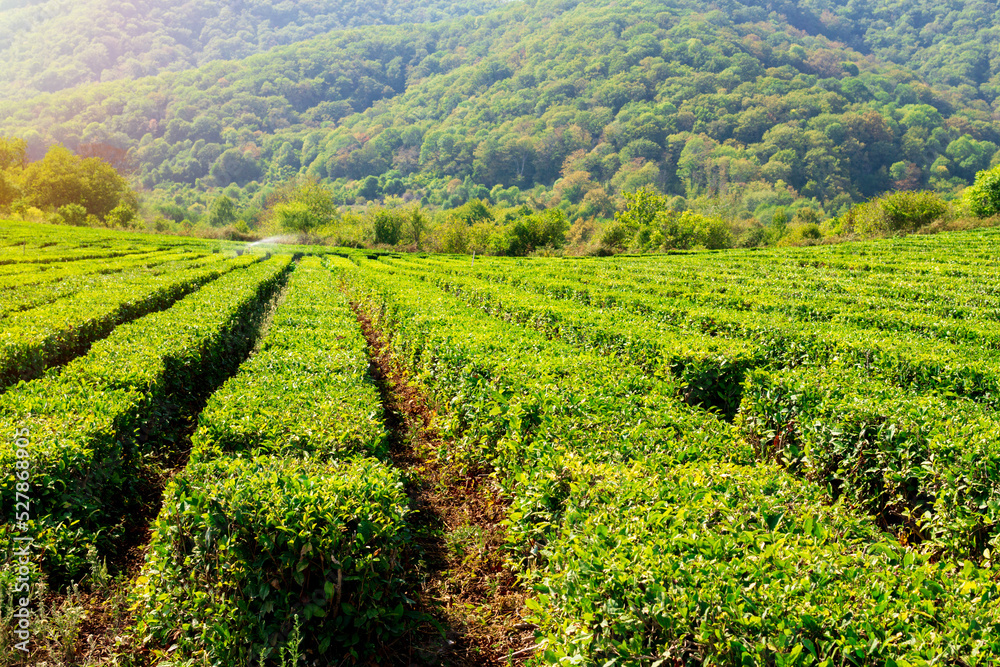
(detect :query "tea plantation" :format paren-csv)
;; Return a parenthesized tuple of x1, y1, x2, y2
(2, 219, 999, 665)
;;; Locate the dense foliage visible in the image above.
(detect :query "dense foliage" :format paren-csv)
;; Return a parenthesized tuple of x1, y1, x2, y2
(3, 0, 1000, 231)
(134, 257, 409, 662)
(0, 250, 241, 389)
(0, 251, 286, 582)
(344, 229, 1000, 663)
(0, 137, 138, 224)
(727, 0, 1000, 103)
(190, 256, 387, 462)
(963, 162, 1000, 218)
(838, 189, 950, 235)
(3, 221, 1000, 663)
(134, 455, 408, 662)
(0, 0, 503, 99)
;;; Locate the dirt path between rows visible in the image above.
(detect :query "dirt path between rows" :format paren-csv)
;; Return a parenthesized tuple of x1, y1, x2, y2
(9, 272, 294, 667)
(351, 305, 536, 667)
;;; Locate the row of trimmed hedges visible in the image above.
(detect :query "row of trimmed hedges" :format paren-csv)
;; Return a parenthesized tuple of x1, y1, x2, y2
(738, 363, 1000, 557)
(0, 254, 288, 583)
(347, 255, 1000, 665)
(131, 256, 409, 664)
(0, 252, 253, 389)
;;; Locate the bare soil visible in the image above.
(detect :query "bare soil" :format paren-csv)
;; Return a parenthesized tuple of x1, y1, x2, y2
(352, 305, 536, 667)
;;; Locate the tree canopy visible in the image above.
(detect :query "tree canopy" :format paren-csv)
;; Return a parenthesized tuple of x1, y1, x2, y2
(0, 139, 137, 221)
(2, 0, 999, 229)
(0, 0, 503, 99)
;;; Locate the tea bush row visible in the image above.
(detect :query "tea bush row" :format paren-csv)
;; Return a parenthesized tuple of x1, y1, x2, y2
(347, 257, 1000, 665)
(132, 256, 409, 664)
(738, 364, 1000, 558)
(393, 256, 1000, 409)
(386, 256, 1000, 559)
(0, 251, 215, 321)
(0, 253, 255, 389)
(0, 247, 198, 293)
(0, 255, 289, 582)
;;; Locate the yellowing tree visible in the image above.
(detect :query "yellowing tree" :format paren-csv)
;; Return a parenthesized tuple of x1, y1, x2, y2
(0, 137, 27, 171)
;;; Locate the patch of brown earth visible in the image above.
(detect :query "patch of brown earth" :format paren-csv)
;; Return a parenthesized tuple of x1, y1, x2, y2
(352, 305, 536, 667)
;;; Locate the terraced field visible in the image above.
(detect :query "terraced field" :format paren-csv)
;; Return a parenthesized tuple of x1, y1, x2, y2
(2, 219, 1000, 665)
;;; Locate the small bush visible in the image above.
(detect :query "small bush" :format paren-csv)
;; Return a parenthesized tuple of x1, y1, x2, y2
(599, 220, 631, 252)
(880, 190, 948, 230)
(964, 163, 1000, 217)
(649, 210, 733, 251)
(371, 207, 405, 246)
(58, 203, 88, 226)
(694, 213, 733, 249)
(104, 204, 138, 229)
(778, 222, 823, 246)
(845, 190, 947, 235)
(736, 224, 779, 247)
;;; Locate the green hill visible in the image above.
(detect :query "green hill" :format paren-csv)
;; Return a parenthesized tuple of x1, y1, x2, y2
(1, 0, 999, 226)
(722, 0, 1000, 103)
(0, 0, 502, 98)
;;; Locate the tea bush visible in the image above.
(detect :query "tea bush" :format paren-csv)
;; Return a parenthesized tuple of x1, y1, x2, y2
(132, 455, 408, 664)
(191, 256, 386, 462)
(529, 459, 1000, 665)
(738, 364, 1000, 557)
(0, 252, 254, 388)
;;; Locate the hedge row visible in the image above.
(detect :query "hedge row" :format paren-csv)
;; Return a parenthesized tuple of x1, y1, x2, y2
(382, 260, 757, 419)
(132, 455, 408, 664)
(0, 219, 198, 264)
(389, 255, 1000, 557)
(132, 256, 409, 664)
(189, 255, 385, 463)
(389, 256, 1000, 408)
(400, 240, 997, 317)
(0, 247, 197, 292)
(350, 256, 1000, 666)
(406, 239, 1000, 334)
(738, 363, 1000, 558)
(0, 255, 290, 582)
(0, 252, 255, 389)
(0, 251, 212, 321)
(531, 458, 1000, 666)
(0, 247, 160, 266)
(346, 258, 738, 475)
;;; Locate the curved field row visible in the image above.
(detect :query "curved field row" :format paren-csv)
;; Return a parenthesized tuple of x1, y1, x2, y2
(412, 229, 1000, 316)
(0, 252, 260, 390)
(0, 250, 212, 319)
(385, 252, 1000, 410)
(0, 245, 174, 266)
(0, 220, 207, 257)
(132, 256, 408, 664)
(0, 255, 289, 583)
(0, 248, 200, 291)
(1, 223, 998, 666)
(376, 253, 1000, 555)
(345, 255, 1000, 665)
(418, 255, 1000, 346)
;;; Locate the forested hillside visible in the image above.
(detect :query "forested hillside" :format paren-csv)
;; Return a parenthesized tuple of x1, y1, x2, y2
(723, 0, 1000, 103)
(2, 0, 1000, 232)
(0, 0, 503, 98)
